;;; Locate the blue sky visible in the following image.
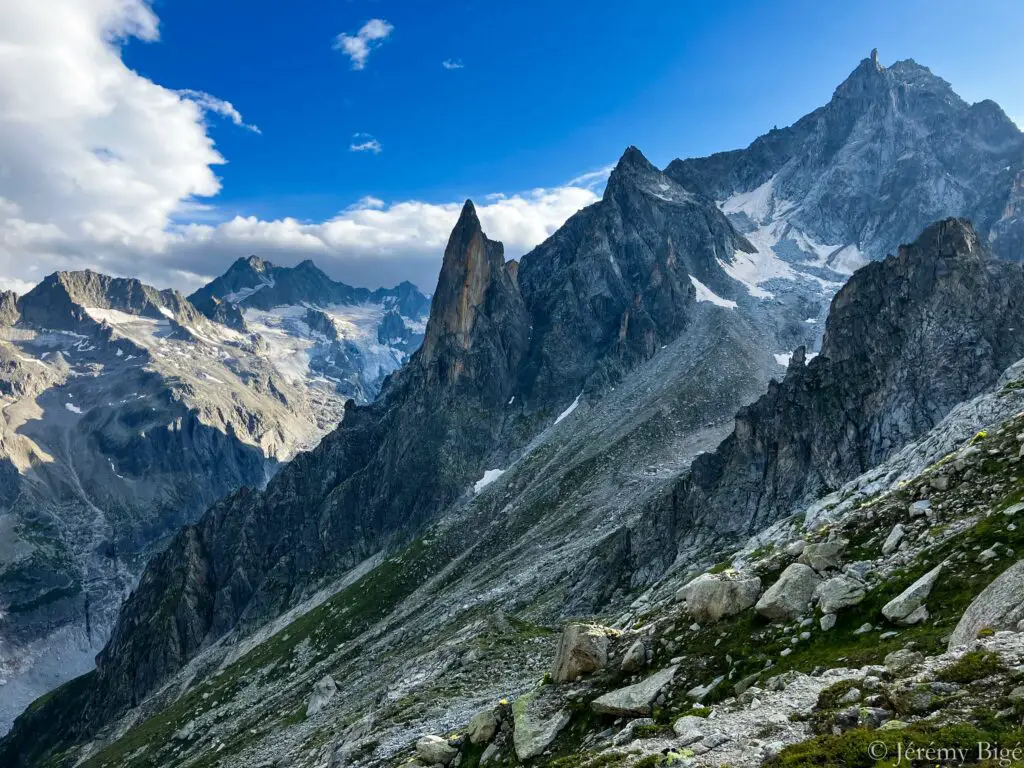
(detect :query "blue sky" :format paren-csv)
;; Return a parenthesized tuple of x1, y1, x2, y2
(125, 0, 1024, 224)
(0, 0, 1021, 294)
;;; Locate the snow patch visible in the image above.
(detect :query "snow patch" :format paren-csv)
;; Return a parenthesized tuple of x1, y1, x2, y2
(689, 276, 738, 309)
(555, 393, 582, 425)
(473, 469, 505, 494)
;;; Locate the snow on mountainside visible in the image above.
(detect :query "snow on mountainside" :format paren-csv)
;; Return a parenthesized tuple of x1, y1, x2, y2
(190, 256, 431, 404)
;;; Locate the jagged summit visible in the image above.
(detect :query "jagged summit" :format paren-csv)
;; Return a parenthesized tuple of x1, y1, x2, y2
(420, 199, 529, 387)
(666, 53, 1024, 267)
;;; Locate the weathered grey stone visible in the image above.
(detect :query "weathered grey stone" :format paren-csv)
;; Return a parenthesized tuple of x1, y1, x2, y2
(512, 694, 570, 761)
(755, 564, 821, 621)
(882, 524, 906, 556)
(672, 715, 706, 745)
(820, 613, 837, 631)
(882, 564, 942, 625)
(678, 572, 762, 623)
(468, 709, 498, 745)
(620, 639, 646, 672)
(909, 500, 932, 517)
(799, 540, 847, 573)
(416, 735, 458, 765)
(591, 666, 678, 717)
(687, 675, 725, 702)
(306, 674, 337, 716)
(551, 623, 612, 682)
(786, 540, 807, 557)
(884, 649, 925, 675)
(814, 576, 866, 614)
(949, 560, 1024, 648)
(612, 718, 654, 746)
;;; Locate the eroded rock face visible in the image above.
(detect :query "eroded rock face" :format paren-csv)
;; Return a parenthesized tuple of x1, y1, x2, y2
(678, 572, 762, 623)
(949, 561, 1024, 648)
(623, 218, 1024, 588)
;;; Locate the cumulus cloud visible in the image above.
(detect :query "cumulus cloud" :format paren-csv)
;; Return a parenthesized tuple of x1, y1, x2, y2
(349, 134, 382, 154)
(333, 19, 393, 70)
(0, 2, 602, 296)
(177, 89, 261, 134)
(441, 59, 464, 70)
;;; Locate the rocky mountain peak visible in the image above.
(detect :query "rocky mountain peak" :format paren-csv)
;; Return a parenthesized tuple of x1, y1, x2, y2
(419, 200, 527, 382)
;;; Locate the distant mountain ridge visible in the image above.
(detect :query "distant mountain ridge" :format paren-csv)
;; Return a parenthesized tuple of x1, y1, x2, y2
(0, 260, 430, 734)
(667, 52, 1024, 275)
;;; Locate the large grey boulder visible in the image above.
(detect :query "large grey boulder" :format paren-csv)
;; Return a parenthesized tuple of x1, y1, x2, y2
(814, 575, 866, 614)
(755, 564, 821, 621)
(882, 524, 906, 556)
(551, 623, 613, 682)
(882, 564, 943, 626)
(949, 561, 1024, 648)
(591, 665, 678, 717)
(678, 572, 762, 623)
(673, 715, 707, 745)
(512, 693, 571, 760)
(416, 735, 458, 765)
(799, 540, 847, 574)
(468, 709, 499, 745)
(306, 674, 337, 716)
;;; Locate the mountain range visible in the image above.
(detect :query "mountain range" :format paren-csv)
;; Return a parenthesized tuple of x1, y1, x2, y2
(0, 263, 430, 731)
(2, 52, 1024, 768)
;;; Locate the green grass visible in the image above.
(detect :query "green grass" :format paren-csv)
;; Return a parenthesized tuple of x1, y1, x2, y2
(935, 650, 1006, 684)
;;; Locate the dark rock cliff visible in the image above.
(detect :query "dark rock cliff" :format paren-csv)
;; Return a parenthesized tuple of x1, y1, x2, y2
(590, 219, 1024, 599)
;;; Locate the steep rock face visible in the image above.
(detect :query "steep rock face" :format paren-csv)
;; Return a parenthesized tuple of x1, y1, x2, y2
(75, 202, 529, 731)
(0, 271, 345, 734)
(666, 54, 1024, 267)
(516, 147, 757, 406)
(621, 218, 1024, 584)
(0, 291, 19, 326)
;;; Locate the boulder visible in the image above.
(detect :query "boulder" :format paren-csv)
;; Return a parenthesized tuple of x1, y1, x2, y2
(814, 575, 866, 614)
(551, 623, 612, 682)
(620, 639, 646, 672)
(820, 613, 837, 631)
(882, 564, 942, 626)
(755, 564, 821, 621)
(512, 694, 570, 761)
(591, 666, 678, 717)
(673, 715, 707, 745)
(416, 735, 458, 765)
(306, 674, 337, 716)
(686, 675, 724, 702)
(884, 648, 925, 675)
(881, 524, 906, 556)
(799, 540, 847, 573)
(949, 560, 1024, 648)
(678, 572, 762, 623)
(468, 709, 498, 745)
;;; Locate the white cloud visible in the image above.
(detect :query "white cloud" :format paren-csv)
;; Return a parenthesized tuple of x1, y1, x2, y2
(333, 19, 393, 70)
(0, 2, 602, 297)
(567, 164, 616, 192)
(177, 89, 260, 134)
(349, 133, 382, 154)
(442, 59, 464, 70)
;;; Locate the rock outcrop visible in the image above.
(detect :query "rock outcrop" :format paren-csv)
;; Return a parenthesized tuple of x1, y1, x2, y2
(678, 571, 762, 623)
(949, 561, 1024, 647)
